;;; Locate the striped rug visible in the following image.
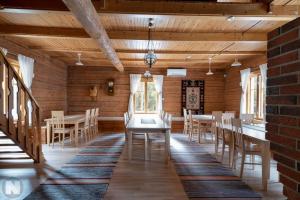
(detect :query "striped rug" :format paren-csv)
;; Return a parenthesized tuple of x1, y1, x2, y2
(24, 133, 125, 200)
(171, 134, 261, 199)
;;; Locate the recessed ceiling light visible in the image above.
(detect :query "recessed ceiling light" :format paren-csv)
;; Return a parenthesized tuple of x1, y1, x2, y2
(227, 16, 235, 22)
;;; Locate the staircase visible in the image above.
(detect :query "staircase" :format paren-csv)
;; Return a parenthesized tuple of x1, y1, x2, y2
(0, 50, 42, 163)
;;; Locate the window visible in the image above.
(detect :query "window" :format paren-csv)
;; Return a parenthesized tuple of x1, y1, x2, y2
(246, 73, 264, 120)
(134, 80, 158, 113)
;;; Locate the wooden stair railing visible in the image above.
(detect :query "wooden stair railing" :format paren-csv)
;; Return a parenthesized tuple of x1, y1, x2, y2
(0, 50, 42, 163)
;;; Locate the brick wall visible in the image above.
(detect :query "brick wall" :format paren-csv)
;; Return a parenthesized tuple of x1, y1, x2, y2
(267, 17, 300, 199)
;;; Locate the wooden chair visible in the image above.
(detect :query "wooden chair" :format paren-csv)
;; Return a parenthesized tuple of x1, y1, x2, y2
(183, 108, 189, 135)
(225, 111, 236, 117)
(211, 111, 222, 142)
(214, 114, 223, 155)
(148, 113, 172, 160)
(90, 108, 96, 137)
(188, 110, 200, 142)
(231, 118, 263, 178)
(94, 107, 99, 134)
(240, 114, 254, 125)
(78, 109, 91, 143)
(220, 112, 235, 166)
(124, 112, 130, 139)
(51, 111, 74, 148)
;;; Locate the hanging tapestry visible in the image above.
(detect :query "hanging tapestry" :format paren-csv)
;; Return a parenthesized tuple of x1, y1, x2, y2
(182, 80, 205, 115)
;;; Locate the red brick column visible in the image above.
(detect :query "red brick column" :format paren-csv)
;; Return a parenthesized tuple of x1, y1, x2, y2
(267, 17, 300, 199)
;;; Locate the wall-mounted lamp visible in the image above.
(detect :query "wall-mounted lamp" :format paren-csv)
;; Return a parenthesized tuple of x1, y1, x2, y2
(106, 79, 114, 96)
(89, 85, 98, 101)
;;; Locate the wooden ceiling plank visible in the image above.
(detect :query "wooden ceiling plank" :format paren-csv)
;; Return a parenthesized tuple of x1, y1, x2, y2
(0, 25, 266, 42)
(62, 0, 124, 72)
(29, 46, 265, 56)
(0, 0, 297, 19)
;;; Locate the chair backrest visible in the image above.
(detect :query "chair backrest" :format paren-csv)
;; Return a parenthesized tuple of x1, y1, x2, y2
(188, 110, 193, 122)
(84, 109, 91, 127)
(124, 112, 129, 126)
(90, 108, 95, 125)
(231, 118, 244, 149)
(222, 112, 234, 127)
(240, 113, 254, 125)
(166, 113, 172, 126)
(212, 111, 222, 119)
(94, 108, 99, 124)
(51, 111, 64, 129)
(225, 111, 236, 117)
(164, 112, 169, 122)
(214, 113, 223, 128)
(160, 110, 164, 119)
(183, 108, 188, 123)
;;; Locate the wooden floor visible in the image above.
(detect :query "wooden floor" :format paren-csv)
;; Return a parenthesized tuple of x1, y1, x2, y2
(0, 133, 285, 200)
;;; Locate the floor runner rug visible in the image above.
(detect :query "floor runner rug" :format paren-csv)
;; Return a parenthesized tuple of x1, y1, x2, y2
(24, 133, 125, 200)
(171, 134, 261, 199)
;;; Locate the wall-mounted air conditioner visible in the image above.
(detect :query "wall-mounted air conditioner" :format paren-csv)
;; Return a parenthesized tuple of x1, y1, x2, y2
(167, 68, 187, 77)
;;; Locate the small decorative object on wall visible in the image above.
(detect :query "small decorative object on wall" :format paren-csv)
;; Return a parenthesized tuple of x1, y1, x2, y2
(89, 85, 98, 101)
(182, 80, 205, 115)
(106, 79, 114, 96)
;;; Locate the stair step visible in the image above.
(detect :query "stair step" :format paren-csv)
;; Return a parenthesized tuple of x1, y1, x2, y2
(0, 150, 24, 154)
(0, 143, 17, 146)
(0, 157, 31, 160)
(0, 135, 9, 139)
(0, 139, 15, 145)
(0, 152, 30, 159)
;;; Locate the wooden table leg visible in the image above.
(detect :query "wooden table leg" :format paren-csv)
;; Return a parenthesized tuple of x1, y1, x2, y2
(75, 122, 79, 147)
(46, 121, 50, 146)
(261, 141, 270, 191)
(128, 131, 132, 160)
(165, 130, 171, 163)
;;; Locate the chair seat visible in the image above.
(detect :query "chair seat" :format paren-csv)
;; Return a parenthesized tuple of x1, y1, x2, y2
(53, 128, 74, 134)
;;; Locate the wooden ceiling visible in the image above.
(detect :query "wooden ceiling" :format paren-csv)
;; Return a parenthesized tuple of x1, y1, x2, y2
(0, 0, 298, 70)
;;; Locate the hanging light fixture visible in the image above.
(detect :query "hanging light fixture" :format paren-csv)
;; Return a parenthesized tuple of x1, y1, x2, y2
(75, 52, 84, 66)
(144, 18, 157, 69)
(206, 57, 214, 76)
(231, 28, 242, 67)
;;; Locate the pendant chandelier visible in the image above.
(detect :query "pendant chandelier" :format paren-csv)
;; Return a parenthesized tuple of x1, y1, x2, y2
(144, 18, 157, 69)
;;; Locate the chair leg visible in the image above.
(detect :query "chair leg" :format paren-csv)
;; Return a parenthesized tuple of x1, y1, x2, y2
(221, 142, 225, 163)
(62, 133, 65, 149)
(251, 155, 255, 170)
(52, 133, 55, 148)
(240, 152, 246, 178)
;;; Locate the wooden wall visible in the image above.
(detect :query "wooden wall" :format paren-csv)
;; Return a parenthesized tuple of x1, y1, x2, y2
(31, 59, 68, 120)
(68, 67, 226, 117)
(224, 55, 267, 114)
(0, 38, 68, 121)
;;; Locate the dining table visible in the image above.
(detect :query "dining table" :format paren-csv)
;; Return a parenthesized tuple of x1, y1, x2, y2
(44, 114, 85, 147)
(192, 114, 270, 191)
(125, 114, 171, 162)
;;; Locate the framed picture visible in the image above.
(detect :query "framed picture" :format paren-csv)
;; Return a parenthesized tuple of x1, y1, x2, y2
(182, 80, 205, 115)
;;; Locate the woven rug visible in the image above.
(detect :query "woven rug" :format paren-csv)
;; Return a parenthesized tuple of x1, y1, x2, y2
(24, 133, 125, 200)
(171, 134, 261, 199)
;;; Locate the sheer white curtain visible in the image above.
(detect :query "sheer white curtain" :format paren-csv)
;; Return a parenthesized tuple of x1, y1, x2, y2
(128, 74, 141, 115)
(240, 68, 251, 117)
(260, 63, 268, 122)
(18, 54, 35, 124)
(153, 75, 164, 113)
